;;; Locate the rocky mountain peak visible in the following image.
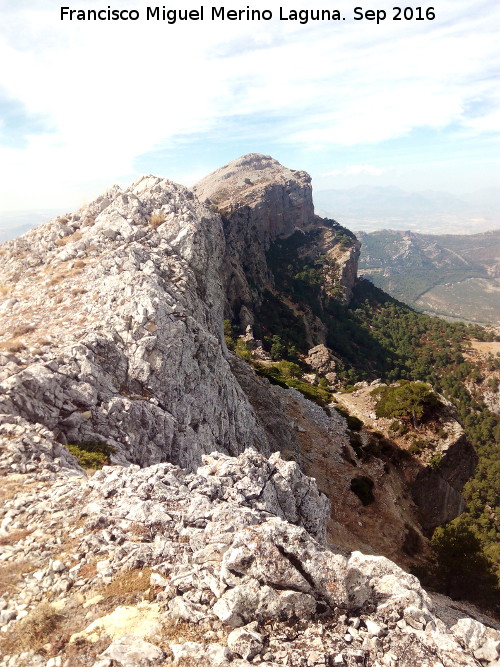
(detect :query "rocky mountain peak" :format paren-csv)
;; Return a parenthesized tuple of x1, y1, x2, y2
(194, 153, 314, 240)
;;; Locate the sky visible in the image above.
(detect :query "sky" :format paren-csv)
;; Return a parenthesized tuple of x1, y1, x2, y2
(0, 0, 499, 226)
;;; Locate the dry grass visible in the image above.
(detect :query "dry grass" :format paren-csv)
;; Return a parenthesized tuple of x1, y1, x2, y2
(470, 341, 500, 355)
(10, 324, 36, 337)
(0, 338, 27, 353)
(48, 275, 62, 286)
(78, 561, 97, 579)
(95, 567, 153, 606)
(0, 284, 9, 297)
(0, 476, 38, 502)
(0, 597, 103, 661)
(127, 522, 152, 542)
(0, 560, 36, 596)
(62, 635, 110, 666)
(149, 212, 166, 230)
(0, 528, 33, 547)
(55, 231, 82, 247)
(0, 601, 62, 655)
(160, 619, 225, 644)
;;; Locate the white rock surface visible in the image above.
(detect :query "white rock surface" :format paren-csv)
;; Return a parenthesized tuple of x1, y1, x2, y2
(0, 176, 268, 472)
(0, 449, 498, 667)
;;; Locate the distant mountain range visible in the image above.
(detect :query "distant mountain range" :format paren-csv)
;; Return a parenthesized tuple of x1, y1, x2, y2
(358, 229, 500, 325)
(315, 186, 500, 234)
(0, 209, 60, 242)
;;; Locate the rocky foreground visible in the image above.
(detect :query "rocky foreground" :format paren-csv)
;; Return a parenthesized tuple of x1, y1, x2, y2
(0, 155, 499, 665)
(1, 447, 499, 667)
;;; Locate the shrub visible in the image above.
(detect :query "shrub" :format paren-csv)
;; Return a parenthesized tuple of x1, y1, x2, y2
(285, 378, 332, 406)
(429, 452, 443, 469)
(389, 419, 407, 435)
(255, 365, 289, 389)
(427, 518, 499, 609)
(371, 381, 442, 427)
(270, 335, 286, 360)
(223, 319, 236, 350)
(254, 364, 332, 406)
(408, 438, 430, 454)
(275, 360, 301, 379)
(234, 338, 252, 361)
(66, 440, 115, 469)
(150, 212, 166, 229)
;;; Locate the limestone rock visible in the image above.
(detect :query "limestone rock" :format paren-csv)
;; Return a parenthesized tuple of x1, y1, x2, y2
(227, 623, 264, 660)
(97, 636, 164, 666)
(0, 448, 499, 667)
(0, 175, 269, 472)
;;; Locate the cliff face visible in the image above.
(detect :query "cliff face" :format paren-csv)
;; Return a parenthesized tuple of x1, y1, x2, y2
(194, 154, 359, 330)
(333, 384, 478, 537)
(0, 176, 269, 471)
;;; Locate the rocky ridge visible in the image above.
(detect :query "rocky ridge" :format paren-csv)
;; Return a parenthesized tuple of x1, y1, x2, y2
(0, 175, 268, 471)
(1, 449, 499, 667)
(0, 155, 495, 665)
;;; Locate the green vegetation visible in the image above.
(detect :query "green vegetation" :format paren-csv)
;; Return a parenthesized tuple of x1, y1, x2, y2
(414, 518, 499, 613)
(255, 290, 308, 354)
(66, 440, 115, 469)
(371, 381, 442, 427)
(223, 319, 236, 349)
(234, 338, 252, 361)
(255, 363, 332, 406)
(228, 227, 499, 603)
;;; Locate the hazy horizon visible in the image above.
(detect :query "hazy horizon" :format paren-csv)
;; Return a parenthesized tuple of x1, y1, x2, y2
(1, 180, 498, 243)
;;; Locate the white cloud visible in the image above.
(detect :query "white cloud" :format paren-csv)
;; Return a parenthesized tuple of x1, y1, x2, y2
(0, 0, 499, 210)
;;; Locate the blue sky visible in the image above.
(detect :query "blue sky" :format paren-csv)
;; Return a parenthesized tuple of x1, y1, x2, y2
(0, 0, 499, 218)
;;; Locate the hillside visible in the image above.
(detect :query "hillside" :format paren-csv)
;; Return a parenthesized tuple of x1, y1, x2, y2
(0, 155, 499, 666)
(358, 229, 500, 325)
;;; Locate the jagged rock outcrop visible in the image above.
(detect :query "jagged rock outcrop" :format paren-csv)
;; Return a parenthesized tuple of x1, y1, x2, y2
(194, 154, 360, 329)
(0, 449, 498, 667)
(0, 176, 271, 470)
(194, 154, 315, 328)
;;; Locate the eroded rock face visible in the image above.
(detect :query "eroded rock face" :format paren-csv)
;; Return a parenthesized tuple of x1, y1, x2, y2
(194, 154, 359, 330)
(333, 383, 478, 537)
(0, 449, 498, 667)
(412, 432, 478, 533)
(194, 154, 315, 328)
(0, 176, 268, 469)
